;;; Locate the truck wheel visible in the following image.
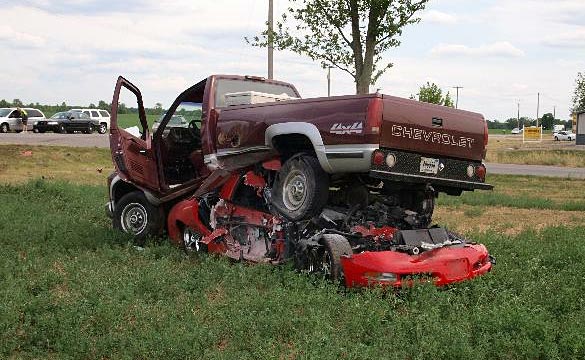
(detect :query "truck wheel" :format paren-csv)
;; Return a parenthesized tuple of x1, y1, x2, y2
(0, 123, 8, 133)
(113, 191, 164, 245)
(182, 226, 207, 253)
(58, 124, 66, 134)
(316, 234, 352, 282)
(98, 123, 107, 134)
(271, 155, 329, 221)
(84, 124, 94, 134)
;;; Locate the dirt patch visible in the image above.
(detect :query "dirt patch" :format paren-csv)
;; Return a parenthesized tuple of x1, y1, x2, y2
(434, 205, 585, 236)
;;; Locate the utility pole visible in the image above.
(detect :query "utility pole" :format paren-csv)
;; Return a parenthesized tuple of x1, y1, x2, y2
(327, 67, 331, 97)
(553, 105, 556, 120)
(453, 86, 463, 109)
(536, 92, 540, 127)
(267, 0, 274, 79)
(517, 100, 520, 129)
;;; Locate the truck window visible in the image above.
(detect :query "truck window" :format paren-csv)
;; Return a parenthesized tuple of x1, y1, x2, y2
(214, 79, 298, 108)
(117, 87, 147, 139)
(99, 110, 109, 117)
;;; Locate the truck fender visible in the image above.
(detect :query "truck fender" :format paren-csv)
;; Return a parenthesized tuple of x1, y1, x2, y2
(110, 175, 161, 206)
(264, 122, 333, 173)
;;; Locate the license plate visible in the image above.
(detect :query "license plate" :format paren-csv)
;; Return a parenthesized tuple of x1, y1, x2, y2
(419, 157, 440, 174)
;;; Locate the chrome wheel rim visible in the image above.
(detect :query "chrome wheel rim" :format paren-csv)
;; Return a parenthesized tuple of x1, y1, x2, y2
(282, 169, 307, 211)
(183, 227, 202, 252)
(99, 124, 107, 133)
(121, 202, 148, 235)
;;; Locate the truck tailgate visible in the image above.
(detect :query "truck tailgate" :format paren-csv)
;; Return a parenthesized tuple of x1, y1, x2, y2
(380, 95, 486, 162)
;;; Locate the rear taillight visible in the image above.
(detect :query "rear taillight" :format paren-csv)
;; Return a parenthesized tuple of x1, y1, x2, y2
(372, 150, 385, 165)
(476, 164, 486, 181)
(366, 97, 383, 134)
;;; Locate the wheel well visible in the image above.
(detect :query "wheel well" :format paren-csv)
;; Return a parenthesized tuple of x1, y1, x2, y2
(112, 180, 140, 204)
(272, 134, 315, 158)
(1, 122, 9, 128)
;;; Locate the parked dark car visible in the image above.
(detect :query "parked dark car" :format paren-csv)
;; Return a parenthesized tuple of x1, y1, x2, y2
(34, 111, 100, 134)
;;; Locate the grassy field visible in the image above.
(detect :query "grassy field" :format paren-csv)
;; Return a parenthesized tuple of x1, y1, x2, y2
(486, 135, 585, 167)
(116, 113, 159, 130)
(2, 145, 585, 359)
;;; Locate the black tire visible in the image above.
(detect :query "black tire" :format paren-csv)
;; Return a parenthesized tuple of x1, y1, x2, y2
(113, 191, 164, 245)
(555, 136, 559, 141)
(318, 234, 353, 282)
(182, 226, 207, 254)
(38, 129, 46, 134)
(98, 123, 107, 134)
(33, 128, 39, 133)
(0, 123, 8, 133)
(85, 124, 94, 134)
(271, 155, 329, 221)
(58, 124, 66, 134)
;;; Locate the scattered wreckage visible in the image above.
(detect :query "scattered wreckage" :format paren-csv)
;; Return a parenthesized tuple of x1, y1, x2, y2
(106, 75, 494, 287)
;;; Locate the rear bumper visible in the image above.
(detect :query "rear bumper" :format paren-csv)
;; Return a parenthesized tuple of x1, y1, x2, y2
(341, 244, 493, 288)
(371, 170, 493, 191)
(370, 148, 493, 191)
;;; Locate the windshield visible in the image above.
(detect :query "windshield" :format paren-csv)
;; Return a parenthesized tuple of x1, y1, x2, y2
(214, 79, 298, 108)
(51, 112, 70, 119)
(0, 109, 12, 117)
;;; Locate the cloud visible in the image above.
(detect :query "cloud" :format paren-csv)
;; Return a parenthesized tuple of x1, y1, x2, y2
(430, 42, 525, 58)
(0, 25, 45, 48)
(421, 10, 457, 25)
(10, 0, 157, 14)
(542, 29, 585, 48)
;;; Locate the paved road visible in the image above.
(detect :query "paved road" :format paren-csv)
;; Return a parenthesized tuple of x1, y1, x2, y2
(0, 132, 109, 148)
(2, 133, 585, 178)
(486, 163, 585, 179)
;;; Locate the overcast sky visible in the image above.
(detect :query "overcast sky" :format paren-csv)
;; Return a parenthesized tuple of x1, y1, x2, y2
(1, 0, 584, 120)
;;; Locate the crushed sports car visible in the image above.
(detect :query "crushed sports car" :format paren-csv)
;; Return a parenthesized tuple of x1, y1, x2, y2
(106, 74, 494, 287)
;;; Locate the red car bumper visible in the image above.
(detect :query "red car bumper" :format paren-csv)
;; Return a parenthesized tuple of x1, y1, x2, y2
(341, 244, 492, 288)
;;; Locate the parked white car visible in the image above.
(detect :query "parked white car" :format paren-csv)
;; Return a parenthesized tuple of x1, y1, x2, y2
(70, 108, 110, 134)
(511, 128, 522, 134)
(553, 131, 575, 141)
(0, 108, 46, 133)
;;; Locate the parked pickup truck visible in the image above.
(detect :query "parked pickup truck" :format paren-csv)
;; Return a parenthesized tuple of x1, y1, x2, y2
(107, 75, 492, 240)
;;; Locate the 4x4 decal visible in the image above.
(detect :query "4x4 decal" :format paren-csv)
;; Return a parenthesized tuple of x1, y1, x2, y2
(330, 122, 363, 135)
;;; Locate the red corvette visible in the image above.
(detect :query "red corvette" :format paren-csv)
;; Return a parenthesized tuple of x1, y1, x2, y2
(167, 168, 493, 288)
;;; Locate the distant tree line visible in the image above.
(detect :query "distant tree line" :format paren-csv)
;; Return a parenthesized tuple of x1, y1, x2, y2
(0, 99, 165, 117)
(486, 113, 572, 131)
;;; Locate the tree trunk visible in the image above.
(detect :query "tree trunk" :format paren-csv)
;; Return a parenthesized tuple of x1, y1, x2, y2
(355, 74, 371, 94)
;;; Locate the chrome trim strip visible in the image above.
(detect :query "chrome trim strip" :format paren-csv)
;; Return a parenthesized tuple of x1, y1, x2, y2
(215, 146, 272, 158)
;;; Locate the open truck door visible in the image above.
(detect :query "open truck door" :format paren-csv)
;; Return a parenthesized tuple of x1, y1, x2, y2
(110, 76, 160, 191)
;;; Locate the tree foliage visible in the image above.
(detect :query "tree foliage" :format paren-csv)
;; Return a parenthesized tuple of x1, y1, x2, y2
(540, 113, 554, 130)
(415, 82, 454, 107)
(572, 72, 585, 114)
(249, 0, 429, 94)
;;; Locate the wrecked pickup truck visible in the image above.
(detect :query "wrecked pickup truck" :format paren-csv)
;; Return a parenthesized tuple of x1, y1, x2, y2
(106, 74, 493, 287)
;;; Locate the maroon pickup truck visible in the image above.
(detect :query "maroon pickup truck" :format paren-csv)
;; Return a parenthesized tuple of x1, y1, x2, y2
(107, 75, 491, 240)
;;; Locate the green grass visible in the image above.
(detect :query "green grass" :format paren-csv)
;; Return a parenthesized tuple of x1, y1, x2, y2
(2, 180, 585, 359)
(116, 113, 159, 130)
(438, 191, 585, 211)
(436, 174, 585, 211)
(490, 150, 585, 168)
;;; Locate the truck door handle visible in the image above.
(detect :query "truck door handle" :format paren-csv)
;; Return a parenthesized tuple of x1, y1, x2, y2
(139, 149, 147, 155)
